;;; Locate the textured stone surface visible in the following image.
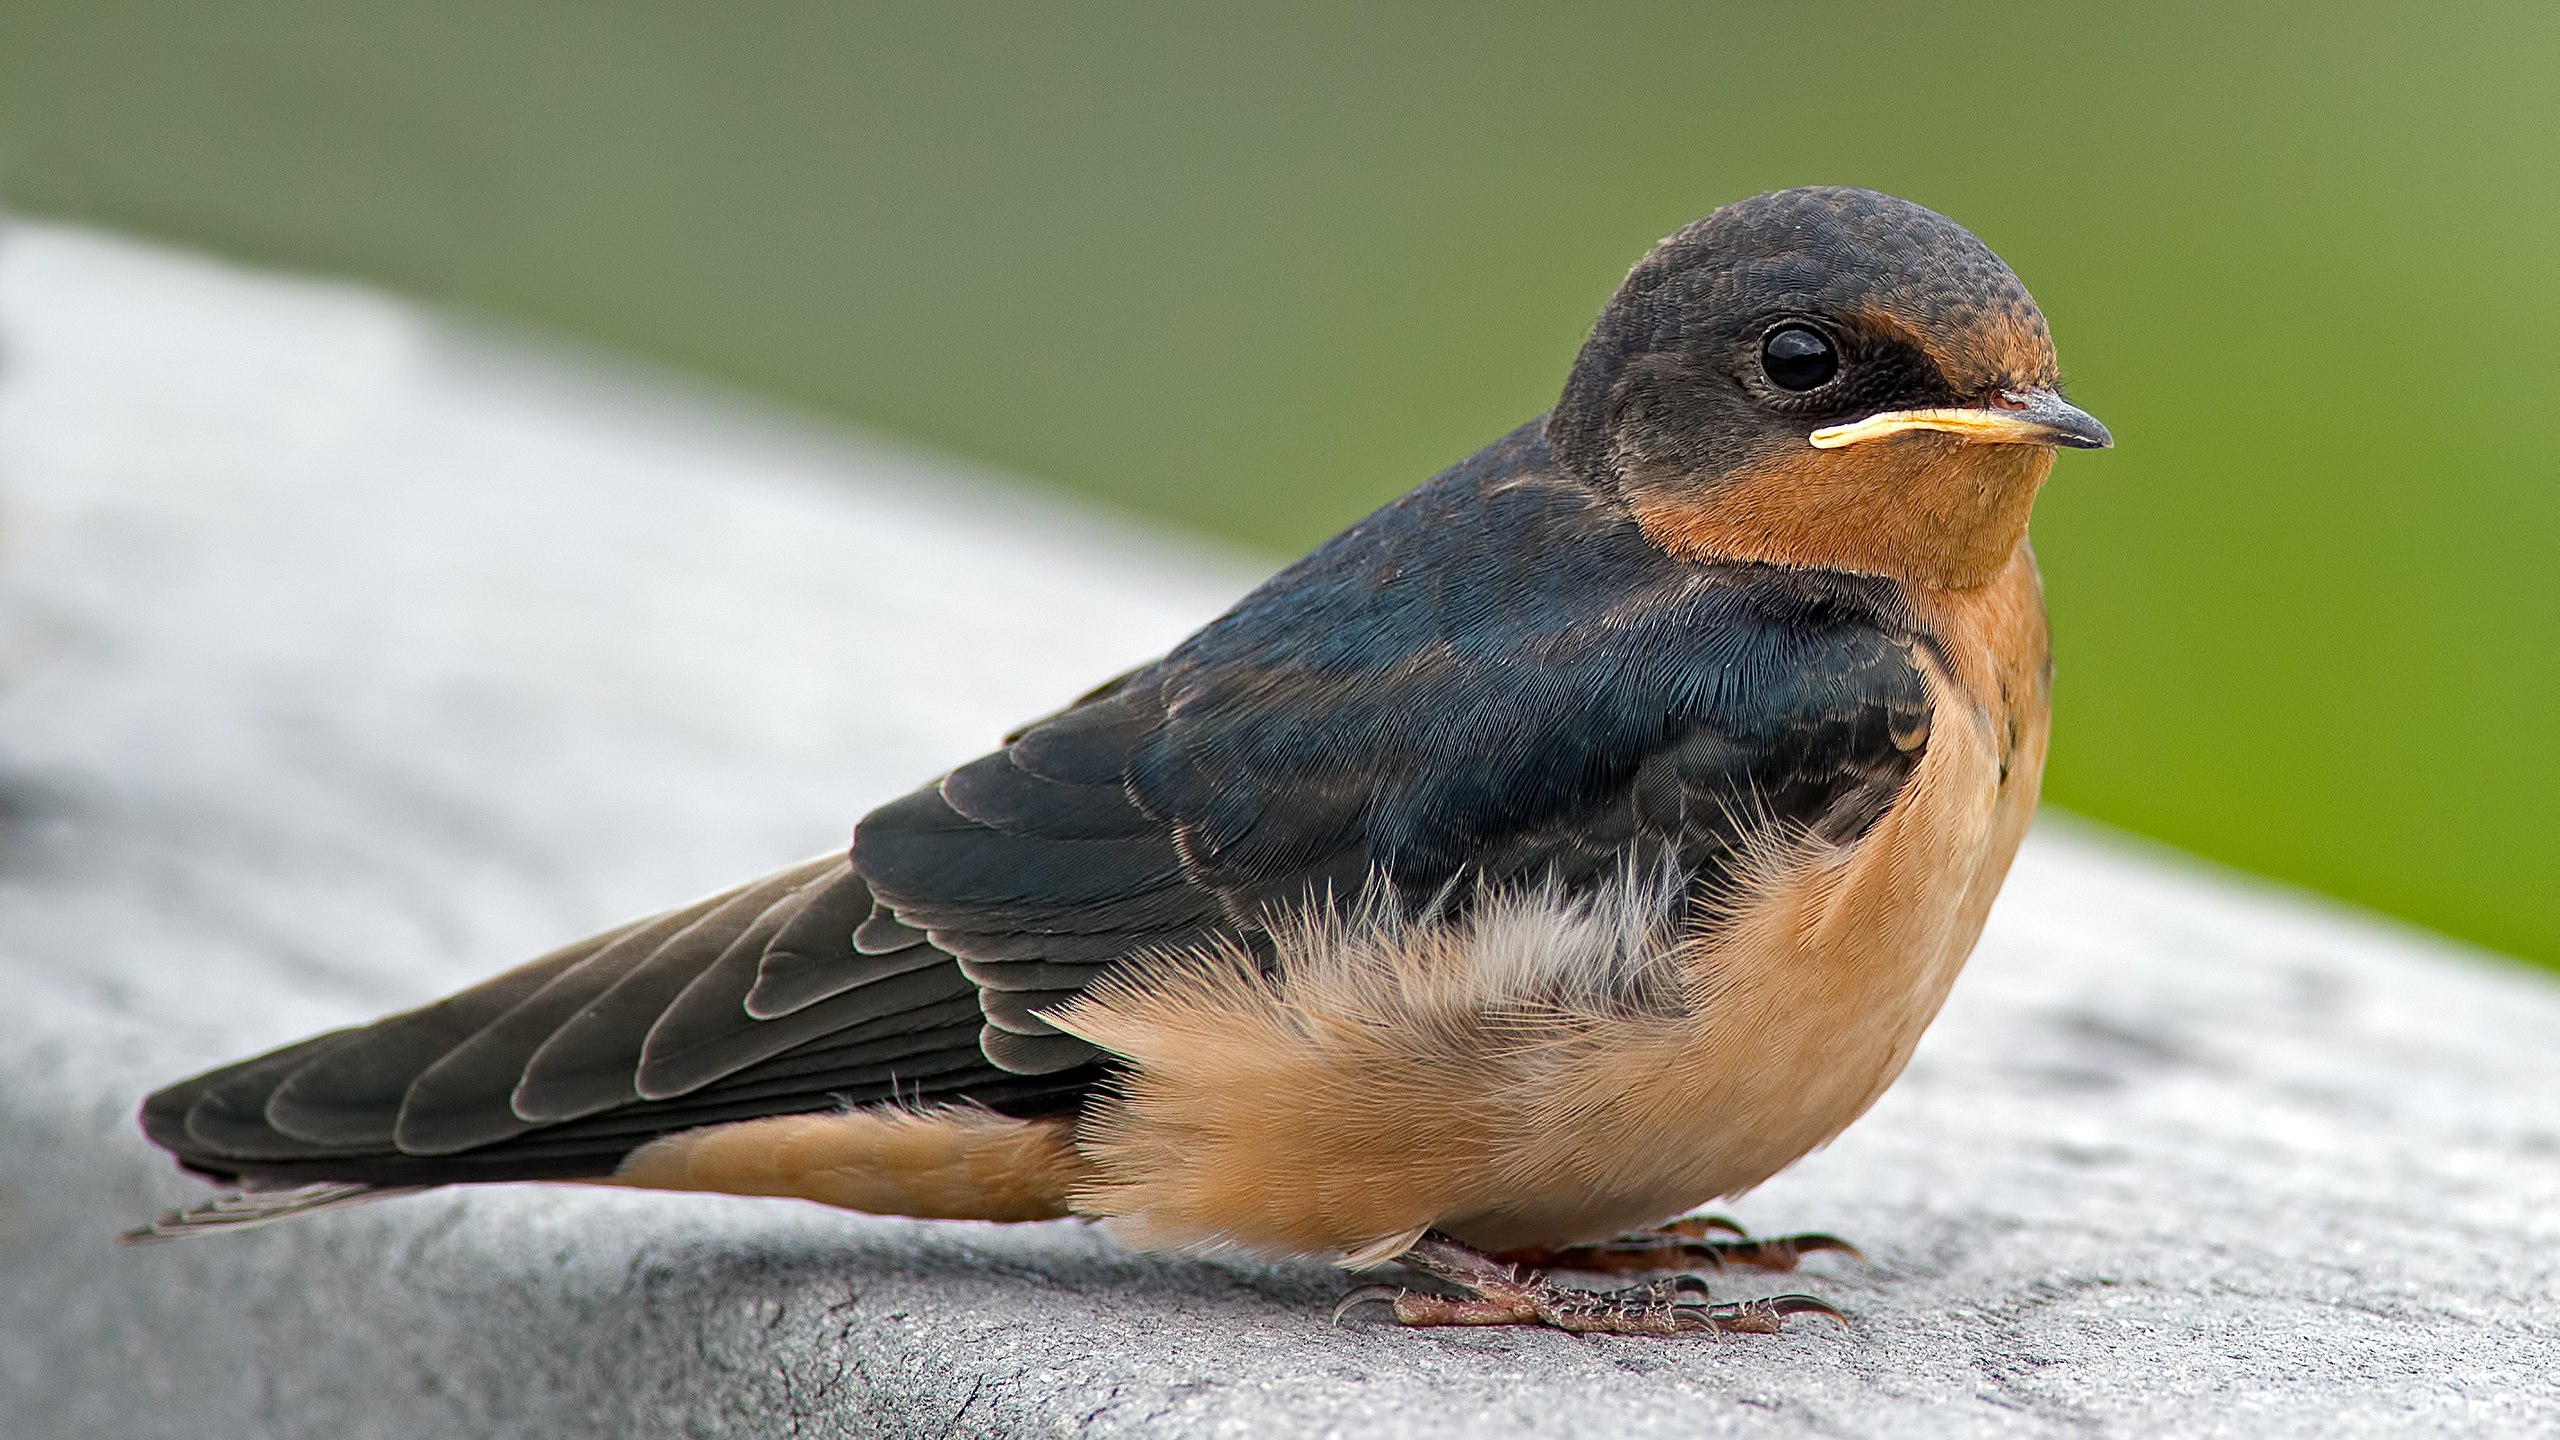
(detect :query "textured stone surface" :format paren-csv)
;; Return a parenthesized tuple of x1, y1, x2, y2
(3, 222, 2556, 1439)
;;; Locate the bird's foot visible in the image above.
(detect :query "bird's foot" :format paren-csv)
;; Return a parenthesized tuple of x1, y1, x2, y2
(1495, 1213, 1862, 1275)
(1332, 1232, 1846, 1338)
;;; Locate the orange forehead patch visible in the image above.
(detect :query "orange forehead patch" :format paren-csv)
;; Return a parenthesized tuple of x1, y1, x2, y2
(1853, 298, 2056, 397)
(1843, 297, 2058, 394)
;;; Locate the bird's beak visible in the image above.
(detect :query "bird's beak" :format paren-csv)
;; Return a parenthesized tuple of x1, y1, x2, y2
(1808, 387, 2112, 451)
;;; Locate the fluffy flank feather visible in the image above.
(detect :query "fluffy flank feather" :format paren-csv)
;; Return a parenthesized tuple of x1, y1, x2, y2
(1049, 864, 1721, 1259)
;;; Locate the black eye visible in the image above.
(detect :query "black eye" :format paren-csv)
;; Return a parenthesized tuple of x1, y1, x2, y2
(1760, 326, 1838, 391)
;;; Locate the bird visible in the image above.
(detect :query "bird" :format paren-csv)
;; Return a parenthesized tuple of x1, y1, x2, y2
(125, 186, 2108, 1338)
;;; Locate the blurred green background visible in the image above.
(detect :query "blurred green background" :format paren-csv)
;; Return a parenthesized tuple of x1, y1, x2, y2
(2, 3, 2553, 967)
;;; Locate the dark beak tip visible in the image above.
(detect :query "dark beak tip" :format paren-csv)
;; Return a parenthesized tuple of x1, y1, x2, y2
(2032, 394, 2112, 451)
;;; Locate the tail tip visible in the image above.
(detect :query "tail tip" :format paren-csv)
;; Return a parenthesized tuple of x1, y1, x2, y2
(114, 1182, 426, 1245)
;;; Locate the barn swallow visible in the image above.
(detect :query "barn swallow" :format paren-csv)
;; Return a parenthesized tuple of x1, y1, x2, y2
(127, 187, 2107, 1338)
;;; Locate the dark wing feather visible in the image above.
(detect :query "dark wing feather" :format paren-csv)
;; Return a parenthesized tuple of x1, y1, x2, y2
(144, 854, 1070, 1188)
(259, 942, 598, 1147)
(510, 863, 823, 1123)
(175, 1038, 364, 1162)
(740, 863, 893, 1018)
(386, 891, 776, 1155)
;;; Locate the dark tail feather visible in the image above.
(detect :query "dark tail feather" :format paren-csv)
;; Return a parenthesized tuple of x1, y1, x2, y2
(116, 1182, 432, 1246)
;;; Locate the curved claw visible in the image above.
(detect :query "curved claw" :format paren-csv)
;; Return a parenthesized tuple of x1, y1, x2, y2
(1759, 1292, 1851, 1329)
(1330, 1284, 1406, 1327)
(1666, 1273, 1716, 1302)
(1668, 1214, 1751, 1240)
(1783, 1233, 1865, 1265)
(1699, 1231, 1867, 1274)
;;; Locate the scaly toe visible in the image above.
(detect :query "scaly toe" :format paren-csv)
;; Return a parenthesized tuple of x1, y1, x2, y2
(1347, 1229, 1849, 1338)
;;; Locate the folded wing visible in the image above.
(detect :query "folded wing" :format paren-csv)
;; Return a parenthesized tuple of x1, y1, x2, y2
(137, 425, 1930, 1210)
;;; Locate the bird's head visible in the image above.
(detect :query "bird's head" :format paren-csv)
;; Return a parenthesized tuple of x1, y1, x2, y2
(1547, 187, 2109, 590)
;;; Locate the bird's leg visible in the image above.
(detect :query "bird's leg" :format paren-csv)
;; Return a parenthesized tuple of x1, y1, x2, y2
(1495, 1214, 1863, 1275)
(1331, 1232, 1845, 1338)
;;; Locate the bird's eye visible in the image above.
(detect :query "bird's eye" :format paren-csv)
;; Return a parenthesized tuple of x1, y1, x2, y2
(1759, 326, 1838, 391)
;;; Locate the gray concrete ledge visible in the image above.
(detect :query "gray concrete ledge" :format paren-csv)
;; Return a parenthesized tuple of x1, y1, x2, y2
(3, 222, 2556, 1439)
